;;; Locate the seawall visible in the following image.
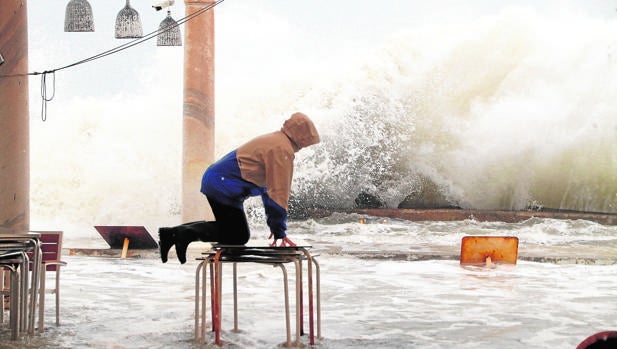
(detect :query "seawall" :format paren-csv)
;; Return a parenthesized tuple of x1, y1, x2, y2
(307, 208, 617, 226)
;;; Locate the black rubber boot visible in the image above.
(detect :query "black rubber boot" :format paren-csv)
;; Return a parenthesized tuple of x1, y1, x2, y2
(174, 221, 218, 264)
(174, 232, 199, 265)
(158, 227, 176, 263)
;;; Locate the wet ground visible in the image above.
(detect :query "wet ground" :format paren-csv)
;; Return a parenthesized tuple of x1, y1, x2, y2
(2, 216, 616, 348)
(1, 250, 616, 348)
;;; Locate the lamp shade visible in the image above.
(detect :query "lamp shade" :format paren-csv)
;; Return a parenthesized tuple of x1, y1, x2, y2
(115, 0, 143, 39)
(64, 0, 94, 32)
(157, 11, 182, 46)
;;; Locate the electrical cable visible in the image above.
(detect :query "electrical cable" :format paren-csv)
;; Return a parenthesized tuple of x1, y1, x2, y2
(0, 0, 225, 120)
(40, 71, 55, 122)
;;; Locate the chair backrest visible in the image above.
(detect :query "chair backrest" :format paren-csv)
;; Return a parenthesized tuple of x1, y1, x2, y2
(29, 231, 64, 271)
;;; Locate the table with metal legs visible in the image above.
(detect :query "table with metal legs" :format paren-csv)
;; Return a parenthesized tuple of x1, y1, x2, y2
(194, 245, 321, 347)
(0, 250, 25, 340)
(0, 232, 42, 338)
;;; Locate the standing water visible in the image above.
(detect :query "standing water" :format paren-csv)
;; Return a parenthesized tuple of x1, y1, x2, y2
(2, 216, 616, 348)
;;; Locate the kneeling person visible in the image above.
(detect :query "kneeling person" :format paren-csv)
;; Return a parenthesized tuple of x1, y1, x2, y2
(159, 112, 320, 264)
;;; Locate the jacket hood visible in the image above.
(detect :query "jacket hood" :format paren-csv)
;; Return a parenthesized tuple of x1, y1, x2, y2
(281, 112, 320, 150)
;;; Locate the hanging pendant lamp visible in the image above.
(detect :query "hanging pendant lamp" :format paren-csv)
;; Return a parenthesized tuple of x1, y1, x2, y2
(115, 0, 143, 39)
(64, 0, 94, 32)
(157, 11, 182, 46)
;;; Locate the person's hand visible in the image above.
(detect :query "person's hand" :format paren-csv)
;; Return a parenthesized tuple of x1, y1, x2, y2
(268, 234, 296, 247)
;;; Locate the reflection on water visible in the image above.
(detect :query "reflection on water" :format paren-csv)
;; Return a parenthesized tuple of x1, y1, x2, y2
(2, 216, 616, 348)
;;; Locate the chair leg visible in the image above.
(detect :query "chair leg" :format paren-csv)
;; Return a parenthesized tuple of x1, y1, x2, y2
(293, 259, 302, 347)
(29, 244, 42, 334)
(10, 266, 20, 340)
(298, 258, 304, 336)
(233, 263, 238, 332)
(213, 250, 223, 346)
(194, 261, 203, 341)
(20, 255, 29, 333)
(209, 262, 215, 332)
(313, 257, 321, 339)
(55, 269, 61, 326)
(1, 269, 5, 324)
(201, 259, 210, 345)
(216, 259, 223, 346)
(300, 249, 315, 346)
(278, 264, 291, 348)
(38, 268, 45, 332)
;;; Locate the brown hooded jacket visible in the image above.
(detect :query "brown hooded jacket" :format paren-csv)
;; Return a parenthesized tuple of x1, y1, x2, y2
(236, 112, 320, 210)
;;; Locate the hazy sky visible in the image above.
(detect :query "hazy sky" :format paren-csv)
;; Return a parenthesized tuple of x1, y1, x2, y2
(27, 0, 617, 99)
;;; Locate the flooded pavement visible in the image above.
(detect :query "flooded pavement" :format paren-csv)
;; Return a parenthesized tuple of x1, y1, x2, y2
(2, 216, 616, 348)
